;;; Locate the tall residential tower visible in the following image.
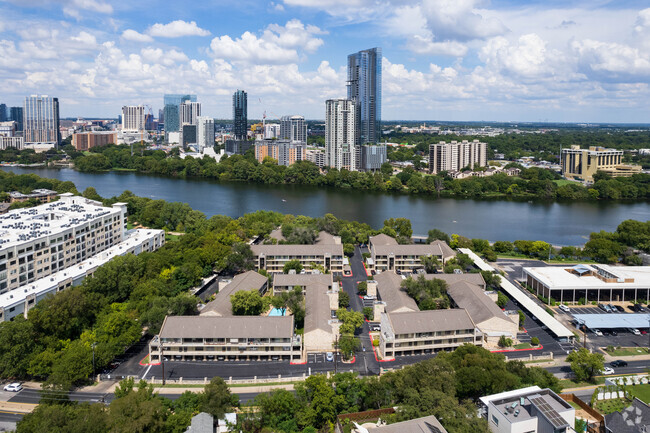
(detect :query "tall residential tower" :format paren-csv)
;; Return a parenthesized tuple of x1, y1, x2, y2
(325, 99, 356, 171)
(280, 115, 307, 143)
(163, 94, 197, 134)
(347, 47, 382, 145)
(24, 95, 60, 148)
(233, 90, 247, 140)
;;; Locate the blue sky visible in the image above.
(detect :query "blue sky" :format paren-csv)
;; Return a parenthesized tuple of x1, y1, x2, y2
(0, 0, 649, 122)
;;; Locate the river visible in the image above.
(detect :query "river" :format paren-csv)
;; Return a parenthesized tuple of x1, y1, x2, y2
(2, 166, 648, 245)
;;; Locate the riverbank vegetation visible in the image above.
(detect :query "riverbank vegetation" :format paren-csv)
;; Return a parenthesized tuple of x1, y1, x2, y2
(38, 142, 649, 201)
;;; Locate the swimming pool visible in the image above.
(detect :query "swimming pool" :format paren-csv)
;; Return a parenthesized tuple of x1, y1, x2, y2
(268, 307, 286, 316)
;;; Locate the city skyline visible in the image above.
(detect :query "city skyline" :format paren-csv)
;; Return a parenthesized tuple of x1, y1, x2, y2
(0, 1, 649, 122)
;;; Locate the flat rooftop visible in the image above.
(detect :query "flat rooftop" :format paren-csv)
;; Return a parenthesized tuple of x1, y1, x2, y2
(490, 388, 571, 429)
(573, 313, 650, 329)
(0, 195, 123, 248)
(525, 265, 650, 289)
(0, 229, 164, 310)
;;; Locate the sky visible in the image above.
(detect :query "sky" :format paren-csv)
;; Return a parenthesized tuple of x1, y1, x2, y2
(0, 0, 649, 123)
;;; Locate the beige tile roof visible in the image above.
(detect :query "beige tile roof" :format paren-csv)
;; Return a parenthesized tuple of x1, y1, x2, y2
(315, 231, 340, 245)
(372, 240, 456, 260)
(200, 270, 268, 317)
(388, 309, 475, 335)
(273, 273, 332, 289)
(370, 415, 448, 433)
(159, 315, 294, 339)
(251, 243, 343, 256)
(446, 280, 510, 325)
(421, 272, 486, 288)
(375, 271, 419, 313)
(369, 233, 399, 246)
(304, 287, 334, 334)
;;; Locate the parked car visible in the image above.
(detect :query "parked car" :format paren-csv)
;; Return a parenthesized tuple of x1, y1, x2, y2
(603, 367, 615, 375)
(3, 383, 22, 392)
(371, 325, 381, 332)
(611, 360, 628, 367)
(598, 303, 608, 312)
(592, 329, 603, 336)
(631, 304, 646, 312)
(607, 304, 616, 313)
(558, 304, 570, 313)
(363, 295, 376, 300)
(610, 330, 618, 336)
(641, 330, 648, 335)
(326, 352, 334, 362)
(615, 305, 625, 312)
(628, 328, 641, 335)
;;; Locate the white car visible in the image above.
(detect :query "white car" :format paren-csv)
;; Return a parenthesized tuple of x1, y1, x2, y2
(592, 329, 603, 336)
(558, 304, 570, 313)
(3, 383, 22, 392)
(628, 328, 641, 336)
(326, 352, 334, 362)
(603, 367, 615, 375)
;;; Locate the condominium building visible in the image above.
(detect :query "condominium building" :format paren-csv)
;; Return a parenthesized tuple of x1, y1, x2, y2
(196, 116, 215, 150)
(181, 124, 197, 147)
(479, 387, 574, 433)
(325, 99, 357, 170)
(9, 107, 23, 132)
(280, 115, 307, 143)
(524, 264, 650, 304)
(0, 104, 6, 122)
(24, 95, 60, 148)
(561, 145, 641, 182)
(368, 234, 456, 273)
(200, 271, 268, 317)
(379, 309, 481, 358)
(251, 241, 344, 274)
(149, 315, 302, 362)
(163, 94, 197, 134)
(0, 194, 127, 293)
(233, 90, 247, 140)
(72, 131, 117, 150)
(121, 105, 145, 132)
(180, 101, 201, 126)
(306, 149, 325, 168)
(8, 189, 58, 204)
(254, 140, 305, 166)
(0, 229, 164, 322)
(428, 140, 488, 174)
(348, 47, 382, 145)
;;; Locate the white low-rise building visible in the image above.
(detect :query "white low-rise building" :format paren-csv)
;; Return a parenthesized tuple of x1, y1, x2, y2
(0, 228, 164, 322)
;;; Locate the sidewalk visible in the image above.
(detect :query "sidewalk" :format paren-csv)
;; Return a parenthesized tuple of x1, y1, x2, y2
(76, 381, 295, 395)
(0, 401, 36, 414)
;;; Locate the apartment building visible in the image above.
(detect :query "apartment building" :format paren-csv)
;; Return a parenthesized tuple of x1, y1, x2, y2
(8, 189, 58, 204)
(428, 140, 488, 174)
(121, 105, 145, 132)
(480, 387, 574, 433)
(561, 145, 641, 182)
(251, 242, 344, 274)
(379, 309, 481, 358)
(368, 234, 456, 273)
(0, 193, 127, 293)
(72, 131, 117, 150)
(0, 229, 164, 322)
(149, 315, 302, 362)
(306, 149, 326, 168)
(272, 273, 333, 293)
(304, 281, 340, 353)
(254, 140, 306, 166)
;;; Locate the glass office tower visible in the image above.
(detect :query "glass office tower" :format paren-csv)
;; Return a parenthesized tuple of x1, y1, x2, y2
(347, 47, 382, 145)
(163, 94, 197, 133)
(24, 95, 60, 146)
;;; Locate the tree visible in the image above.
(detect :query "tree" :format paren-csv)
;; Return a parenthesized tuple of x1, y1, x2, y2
(230, 290, 265, 316)
(338, 334, 360, 359)
(108, 379, 168, 433)
(481, 270, 501, 289)
(17, 401, 109, 433)
(357, 281, 367, 295)
(493, 241, 513, 253)
(224, 243, 254, 273)
(498, 335, 513, 348)
(496, 291, 508, 308)
(202, 377, 238, 419)
(283, 259, 303, 274)
(566, 348, 604, 382)
(363, 307, 374, 321)
(336, 309, 365, 335)
(338, 291, 350, 308)
(420, 254, 440, 273)
(531, 337, 540, 346)
(382, 217, 412, 239)
(402, 275, 449, 310)
(427, 228, 450, 244)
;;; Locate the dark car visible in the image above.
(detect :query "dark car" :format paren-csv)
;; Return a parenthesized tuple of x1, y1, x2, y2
(610, 330, 618, 336)
(611, 360, 628, 367)
(615, 305, 625, 312)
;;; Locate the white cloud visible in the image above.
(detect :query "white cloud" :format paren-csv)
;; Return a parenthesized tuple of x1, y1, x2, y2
(572, 39, 650, 81)
(121, 29, 154, 43)
(210, 19, 324, 64)
(405, 35, 468, 56)
(148, 20, 211, 38)
(479, 34, 561, 79)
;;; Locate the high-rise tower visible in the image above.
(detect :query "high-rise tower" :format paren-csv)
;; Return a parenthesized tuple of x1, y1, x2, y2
(232, 90, 247, 140)
(347, 47, 382, 145)
(325, 99, 356, 171)
(24, 95, 60, 148)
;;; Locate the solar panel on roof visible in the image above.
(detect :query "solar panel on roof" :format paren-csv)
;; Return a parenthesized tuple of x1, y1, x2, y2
(528, 395, 568, 429)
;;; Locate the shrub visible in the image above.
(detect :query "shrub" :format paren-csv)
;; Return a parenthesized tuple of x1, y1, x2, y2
(498, 335, 513, 348)
(357, 281, 368, 295)
(531, 337, 540, 346)
(363, 306, 374, 321)
(372, 338, 380, 347)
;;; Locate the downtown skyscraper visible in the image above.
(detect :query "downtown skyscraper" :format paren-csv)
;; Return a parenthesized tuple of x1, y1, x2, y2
(163, 94, 197, 133)
(347, 47, 382, 145)
(24, 95, 60, 148)
(325, 99, 356, 170)
(232, 90, 247, 140)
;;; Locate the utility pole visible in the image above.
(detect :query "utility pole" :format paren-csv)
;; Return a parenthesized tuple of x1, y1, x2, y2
(92, 343, 96, 382)
(334, 335, 338, 375)
(160, 342, 166, 386)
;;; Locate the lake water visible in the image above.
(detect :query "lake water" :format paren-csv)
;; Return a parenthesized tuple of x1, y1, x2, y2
(2, 166, 648, 245)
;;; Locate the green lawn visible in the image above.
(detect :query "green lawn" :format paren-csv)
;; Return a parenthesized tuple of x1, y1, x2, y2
(567, 401, 583, 411)
(628, 384, 650, 404)
(554, 179, 576, 186)
(605, 347, 650, 357)
(165, 233, 181, 242)
(559, 377, 606, 390)
(595, 398, 630, 414)
(127, 222, 135, 230)
(514, 343, 532, 349)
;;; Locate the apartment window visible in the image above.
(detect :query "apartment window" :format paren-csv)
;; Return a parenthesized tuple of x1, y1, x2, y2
(491, 415, 498, 426)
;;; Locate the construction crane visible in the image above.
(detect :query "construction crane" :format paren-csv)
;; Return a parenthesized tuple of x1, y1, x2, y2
(133, 104, 153, 156)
